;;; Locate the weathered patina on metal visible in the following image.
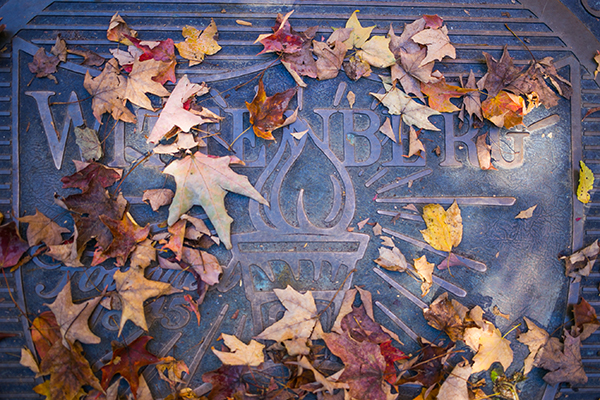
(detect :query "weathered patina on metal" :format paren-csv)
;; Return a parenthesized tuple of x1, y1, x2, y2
(1, 1, 600, 399)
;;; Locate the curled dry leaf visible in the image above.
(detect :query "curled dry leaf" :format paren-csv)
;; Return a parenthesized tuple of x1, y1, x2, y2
(313, 40, 347, 80)
(246, 78, 297, 141)
(142, 188, 175, 211)
(371, 87, 440, 131)
(344, 54, 372, 81)
(28, 48, 59, 83)
(476, 133, 495, 171)
(107, 13, 137, 45)
(175, 20, 222, 66)
(212, 333, 265, 367)
(113, 265, 182, 335)
(561, 239, 600, 281)
(420, 200, 462, 253)
(67, 46, 105, 67)
(572, 298, 600, 341)
(378, 117, 396, 142)
(163, 219, 186, 260)
(413, 255, 434, 296)
(130, 239, 156, 269)
(51, 35, 67, 62)
(411, 25, 456, 66)
(347, 90, 356, 108)
(423, 292, 467, 342)
(407, 127, 425, 158)
(181, 247, 223, 286)
(374, 246, 407, 272)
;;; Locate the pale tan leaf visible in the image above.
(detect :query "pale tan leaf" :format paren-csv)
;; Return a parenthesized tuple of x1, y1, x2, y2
(378, 117, 396, 142)
(142, 189, 175, 211)
(375, 246, 407, 272)
(347, 91, 356, 108)
(437, 361, 471, 400)
(357, 217, 369, 230)
(464, 320, 513, 373)
(413, 255, 434, 296)
(373, 222, 383, 236)
(408, 126, 425, 157)
(371, 87, 440, 131)
(130, 239, 156, 269)
(411, 26, 456, 66)
(517, 317, 549, 374)
(20, 347, 40, 375)
(515, 205, 537, 219)
(19, 209, 69, 247)
(212, 334, 264, 366)
(236, 20, 253, 26)
(380, 236, 395, 247)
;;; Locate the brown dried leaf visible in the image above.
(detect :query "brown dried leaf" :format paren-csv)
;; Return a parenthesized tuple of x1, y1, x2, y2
(19, 209, 69, 247)
(142, 188, 175, 211)
(246, 78, 297, 141)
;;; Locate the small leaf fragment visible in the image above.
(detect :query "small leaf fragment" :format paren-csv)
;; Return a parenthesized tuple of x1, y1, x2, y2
(515, 205, 537, 219)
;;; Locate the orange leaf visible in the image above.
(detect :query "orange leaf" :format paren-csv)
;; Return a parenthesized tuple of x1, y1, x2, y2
(481, 90, 525, 129)
(421, 78, 475, 113)
(246, 78, 297, 140)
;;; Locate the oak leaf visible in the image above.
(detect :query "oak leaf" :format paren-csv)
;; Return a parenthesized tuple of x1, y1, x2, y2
(256, 285, 318, 355)
(423, 292, 467, 342)
(84, 58, 136, 124)
(19, 209, 69, 247)
(0, 221, 29, 270)
(561, 239, 600, 281)
(420, 201, 462, 252)
(577, 160, 594, 204)
(534, 331, 587, 386)
(47, 279, 103, 346)
(175, 20, 222, 66)
(125, 58, 171, 110)
(371, 87, 440, 131)
(410, 25, 455, 66)
(107, 13, 137, 45)
(113, 265, 182, 335)
(39, 340, 102, 400)
(343, 10, 375, 49)
(101, 335, 160, 398)
(142, 188, 174, 211)
(163, 151, 268, 249)
(212, 333, 265, 367)
(92, 212, 150, 267)
(246, 78, 297, 140)
(517, 317, 549, 374)
(463, 320, 513, 373)
(28, 48, 59, 83)
(147, 75, 218, 144)
(420, 77, 475, 113)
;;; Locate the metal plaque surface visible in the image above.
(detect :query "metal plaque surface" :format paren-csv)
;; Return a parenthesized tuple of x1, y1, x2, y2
(1, 1, 600, 399)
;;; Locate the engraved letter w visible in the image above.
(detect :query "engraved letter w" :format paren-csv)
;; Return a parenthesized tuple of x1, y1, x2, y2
(25, 91, 84, 170)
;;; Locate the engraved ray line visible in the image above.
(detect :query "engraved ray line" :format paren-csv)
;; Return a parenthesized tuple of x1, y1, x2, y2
(431, 275, 467, 297)
(375, 301, 419, 343)
(377, 210, 423, 222)
(179, 304, 229, 388)
(234, 314, 248, 338)
(373, 268, 427, 310)
(376, 168, 433, 194)
(143, 332, 183, 384)
(376, 196, 516, 206)
(382, 227, 487, 272)
(365, 167, 389, 188)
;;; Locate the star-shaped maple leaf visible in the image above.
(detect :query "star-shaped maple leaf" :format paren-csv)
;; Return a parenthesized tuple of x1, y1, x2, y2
(46, 279, 103, 346)
(246, 78, 297, 140)
(421, 77, 476, 113)
(256, 11, 304, 55)
(84, 58, 136, 124)
(212, 333, 265, 367)
(128, 36, 177, 84)
(411, 25, 456, 66)
(256, 285, 318, 356)
(101, 336, 160, 398)
(464, 320, 513, 373)
(124, 58, 171, 110)
(0, 221, 29, 270)
(61, 161, 123, 192)
(482, 47, 524, 99)
(323, 329, 389, 400)
(175, 20, 222, 66)
(39, 340, 102, 400)
(113, 265, 182, 335)
(147, 75, 220, 144)
(163, 151, 268, 250)
(92, 212, 150, 267)
(370, 87, 440, 131)
(62, 179, 128, 253)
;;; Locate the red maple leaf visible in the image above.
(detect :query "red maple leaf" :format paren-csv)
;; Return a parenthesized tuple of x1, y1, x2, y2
(101, 335, 160, 398)
(61, 162, 122, 192)
(92, 213, 150, 266)
(128, 36, 177, 84)
(257, 11, 304, 55)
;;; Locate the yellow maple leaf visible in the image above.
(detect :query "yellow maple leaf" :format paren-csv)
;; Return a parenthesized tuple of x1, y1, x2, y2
(175, 19, 221, 66)
(343, 10, 375, 49)
(577, 160, 594, 204)
(420, 201, 463, 252)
